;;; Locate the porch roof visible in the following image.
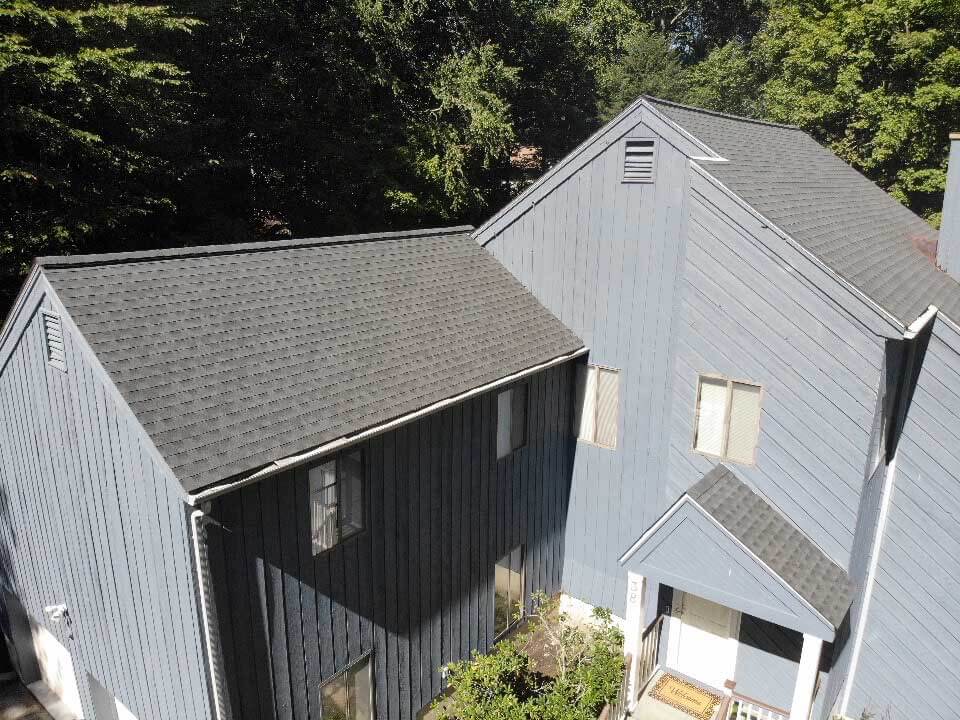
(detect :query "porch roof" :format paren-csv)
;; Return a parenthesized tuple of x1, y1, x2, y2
(619, 465, 856, 640)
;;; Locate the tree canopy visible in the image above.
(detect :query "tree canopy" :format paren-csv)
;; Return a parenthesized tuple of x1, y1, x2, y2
(1, 0, 958, 313)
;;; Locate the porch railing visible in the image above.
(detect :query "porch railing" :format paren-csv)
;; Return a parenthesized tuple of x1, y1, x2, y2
(636, 613, 665, 692)
(726, 692, 789, 720)
(600, 653, 632, 720)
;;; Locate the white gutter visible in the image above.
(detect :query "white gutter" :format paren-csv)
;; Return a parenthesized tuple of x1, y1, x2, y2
(191, 508, 225, 720)
(188, 346, 588, 504)
(839, 305, 938, 715)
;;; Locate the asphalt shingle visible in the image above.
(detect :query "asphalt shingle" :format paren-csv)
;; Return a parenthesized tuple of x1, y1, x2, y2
(688, 465, 855, 629)
(647, 97, 960, 325)
(40, 227, 584, 492)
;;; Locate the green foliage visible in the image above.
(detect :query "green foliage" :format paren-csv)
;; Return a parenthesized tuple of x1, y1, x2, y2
(685, 0, 960, 222)
(685, 40, 762, 116)
(0, 0, 199, 307)
(596, 23, 688, 121)
(435, 593, 625, 720)
(755, 0, 960, 221)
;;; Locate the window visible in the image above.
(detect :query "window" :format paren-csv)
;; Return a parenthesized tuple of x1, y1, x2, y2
(693, 376, 762, 464)
(310, 449, 364, 554)
(623, 139, 657, 183)
(867, 359, 889, 477)
(494, 546, 524, 637)
(41, 310, 66, 372)
(496, 384, 528, 459)
(575, 364, 619, 449)
(320, 655, 374, 720)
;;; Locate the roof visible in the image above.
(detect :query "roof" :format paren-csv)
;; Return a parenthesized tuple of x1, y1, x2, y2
(646, 97, 960, 325)
(40, 227, 584, 492)
(688, 465, 855, 628)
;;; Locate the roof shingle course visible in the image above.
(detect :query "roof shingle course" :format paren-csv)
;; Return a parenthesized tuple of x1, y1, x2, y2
(42, 227, 584, 492)
(647, 97, 960, 324)
(688, 464, 855, 628)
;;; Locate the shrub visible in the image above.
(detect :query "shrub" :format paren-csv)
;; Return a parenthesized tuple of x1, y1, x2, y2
(435, 593, 624, 720)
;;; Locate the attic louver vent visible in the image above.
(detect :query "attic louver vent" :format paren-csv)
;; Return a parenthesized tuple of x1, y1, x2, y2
(623, 139, 656, 183)
(41, 310, 67, 372)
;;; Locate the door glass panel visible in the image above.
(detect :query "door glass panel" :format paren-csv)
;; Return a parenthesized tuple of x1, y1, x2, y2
(494, 546, 524, 637)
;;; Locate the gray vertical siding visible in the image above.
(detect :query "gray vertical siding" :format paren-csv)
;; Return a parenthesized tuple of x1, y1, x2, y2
(0, 279, 212, 720)
(846, 318, 960, 720)
(204, 362, 575, 720)
(478, 106, 691, 614)
(668, 172, 885, 570)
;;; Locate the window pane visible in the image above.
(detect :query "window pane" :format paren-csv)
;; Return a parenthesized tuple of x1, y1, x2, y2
(310, 460, 339, 554)
(349, 658, 373, 720)
(494, 561, 511, 636)
(575, 365, 597, 442)
(496, 389, 513, 459)
(594, 369, 619, 449)
(321, 674, 348, 720)
(726, 382, 762, 464)
(694, 377, 727, 456)
(511, 383, 528, 451)
(509, 546, 523, 609)
(340, 451, 364, 539)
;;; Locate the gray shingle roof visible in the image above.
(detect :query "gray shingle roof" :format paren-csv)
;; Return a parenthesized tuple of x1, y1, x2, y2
(40, 227, 584, 492)
(688, 465, 855, 628)
(647, 97, 960, 325)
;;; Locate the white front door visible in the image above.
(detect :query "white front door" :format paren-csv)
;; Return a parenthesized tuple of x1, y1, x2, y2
(668, 591, 740, 689)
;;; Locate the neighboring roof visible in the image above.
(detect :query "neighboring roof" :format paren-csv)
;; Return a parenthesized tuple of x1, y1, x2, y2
(687, 465, 855, 629)
(645, 97, 960, 325)
(40, 227, 584, 492)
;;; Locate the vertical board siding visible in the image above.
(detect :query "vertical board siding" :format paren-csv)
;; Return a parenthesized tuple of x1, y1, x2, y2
(0, 285, 212, 720)
(481, 112, 690, 614)
(207, 362, 575, 720)
(847, 325, 960, 720)
(669, 181, 884, 570)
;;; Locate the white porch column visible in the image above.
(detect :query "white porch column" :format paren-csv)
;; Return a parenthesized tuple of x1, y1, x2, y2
(789, 633, 823, 720)
(623, 572, 646, 704)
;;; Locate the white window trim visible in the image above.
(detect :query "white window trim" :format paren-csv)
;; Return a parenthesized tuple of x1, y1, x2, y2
(577, 364, 619, 450)
(691, 374, 763, 466)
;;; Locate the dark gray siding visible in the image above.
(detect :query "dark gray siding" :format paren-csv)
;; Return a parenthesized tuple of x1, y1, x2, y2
(847, 319, 960, 720)
(0, 278, 212, 720)
(477, 105, 692, 613)
(204, 362, 575, 720)
(668, 171, 886, 571)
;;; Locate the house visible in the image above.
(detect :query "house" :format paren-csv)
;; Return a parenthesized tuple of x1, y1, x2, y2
(0, 228, 583, 720)
(477, 99, 960, 720)
(1, 98, 959, 720)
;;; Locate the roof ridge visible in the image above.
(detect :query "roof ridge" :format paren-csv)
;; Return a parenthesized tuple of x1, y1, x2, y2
(643, 95, 802, 132)
(37, 225, 475, 269)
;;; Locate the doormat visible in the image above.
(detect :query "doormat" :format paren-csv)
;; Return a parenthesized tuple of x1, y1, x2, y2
(649, 674, 722, 720)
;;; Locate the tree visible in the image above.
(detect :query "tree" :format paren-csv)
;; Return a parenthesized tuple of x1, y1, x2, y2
(596, 24, 689, 121)
(685, 40, 762, 116)
(709, 0, 960, 223)
(0, 1, 199, 309)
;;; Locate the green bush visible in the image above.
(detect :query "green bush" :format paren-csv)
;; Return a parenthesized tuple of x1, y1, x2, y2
(435, 594, 624, 720)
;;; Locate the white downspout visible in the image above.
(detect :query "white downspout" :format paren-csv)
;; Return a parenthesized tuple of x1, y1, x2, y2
(191, 508, 225, 720)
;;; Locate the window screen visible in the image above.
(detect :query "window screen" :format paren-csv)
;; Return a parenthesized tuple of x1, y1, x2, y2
(576, 364, 619, 449)
(694, 376, 762, 464)
(310, 450, 365, 554)
(320, 655, 374, 720)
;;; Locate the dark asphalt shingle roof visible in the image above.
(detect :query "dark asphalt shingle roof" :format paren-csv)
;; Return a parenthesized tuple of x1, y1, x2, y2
(647, 97, 960, 325)
(40, 227, 584, 492)
(688, 465, 855, 628)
